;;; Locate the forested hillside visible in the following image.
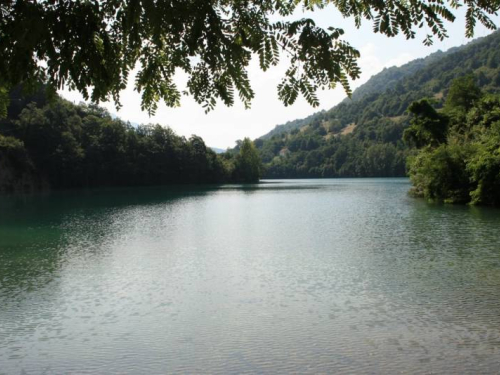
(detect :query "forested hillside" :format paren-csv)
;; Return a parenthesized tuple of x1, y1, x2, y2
(256, 31, 500, 178)
(260, 47, 453, 141)
(0, 88, 261, 192)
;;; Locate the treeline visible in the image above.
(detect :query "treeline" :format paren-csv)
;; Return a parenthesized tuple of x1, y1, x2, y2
(0, 88, 261, 192)
(255, 120, 407, 178)
(405, 76, 500, 206)
(254, 31, 500, 179)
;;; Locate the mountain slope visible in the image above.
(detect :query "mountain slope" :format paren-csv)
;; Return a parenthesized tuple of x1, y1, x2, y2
(259, 47, 457, 141)
(256, 31, 500, 178)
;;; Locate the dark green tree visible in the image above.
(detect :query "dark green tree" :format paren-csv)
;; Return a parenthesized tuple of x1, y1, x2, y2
(0, 87, 258, 191)
(406, 80, 500, 206)
(234, 138, 262, 182)
(444, 74, 482, 113)
(403, 99, 449, 148)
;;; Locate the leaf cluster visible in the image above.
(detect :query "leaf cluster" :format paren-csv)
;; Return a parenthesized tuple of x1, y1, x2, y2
(0, 0, 497, 113)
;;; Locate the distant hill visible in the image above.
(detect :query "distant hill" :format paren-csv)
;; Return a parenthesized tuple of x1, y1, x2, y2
(259, 48, 456, 141)
(255, 31, 500, 178)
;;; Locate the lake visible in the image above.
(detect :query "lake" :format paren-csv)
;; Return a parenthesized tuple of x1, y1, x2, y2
(1, 179, 500, 374)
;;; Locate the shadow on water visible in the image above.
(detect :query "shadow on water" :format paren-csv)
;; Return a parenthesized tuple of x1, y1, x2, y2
(0, 185, 220, 252)
(0, 181, 313, 214)
(0, 185, 216, 297)
(0, 181, 319, 245)
(0, 184, 217, 214)
(0, 182, 283, 291)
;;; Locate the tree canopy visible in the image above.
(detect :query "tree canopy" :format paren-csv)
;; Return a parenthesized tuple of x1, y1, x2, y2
(1, 1, 498, 116)
(405, 78, 500, 206)
(0, 87, 262, 191)
(234, 138, 262, 182)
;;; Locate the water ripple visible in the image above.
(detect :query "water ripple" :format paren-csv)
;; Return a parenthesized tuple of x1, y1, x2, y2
(1, 179, 500, 373)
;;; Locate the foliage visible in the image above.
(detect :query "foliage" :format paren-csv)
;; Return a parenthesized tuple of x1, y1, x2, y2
(407, 143, 473, 203)
(0, 133, 33, 183)
(444, 74, 482, 113)
(403, 99, 448, 148)
(233, 138, 262, 182)
(0, 133, 24, 152)
(0, 88, 259, 191)
(464, 96, 500, 206)
(254, 30, 500, 180)
(406, 81, 500, 206)
(0, 86, 8, 119)
(467, 121, 500, 205)
(1, 1, 498, 115)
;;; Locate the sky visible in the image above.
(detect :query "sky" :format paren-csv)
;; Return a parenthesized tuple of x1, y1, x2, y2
(60, 4, 499, 149)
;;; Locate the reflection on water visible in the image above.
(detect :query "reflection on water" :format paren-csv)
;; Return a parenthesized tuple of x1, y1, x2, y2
(1, 179, 500, 374)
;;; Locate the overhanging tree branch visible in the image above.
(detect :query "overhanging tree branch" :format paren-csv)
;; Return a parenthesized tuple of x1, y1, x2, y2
(0, 0, 498, 116)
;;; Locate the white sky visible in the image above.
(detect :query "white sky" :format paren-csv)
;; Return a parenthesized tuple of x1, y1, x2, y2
(60, 5, 499, 149)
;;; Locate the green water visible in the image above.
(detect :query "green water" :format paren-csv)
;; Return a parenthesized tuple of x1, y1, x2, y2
(1, 179, 500, 374)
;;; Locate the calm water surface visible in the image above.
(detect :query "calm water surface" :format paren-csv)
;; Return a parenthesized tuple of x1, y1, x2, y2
(1, 179, 500, 374)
